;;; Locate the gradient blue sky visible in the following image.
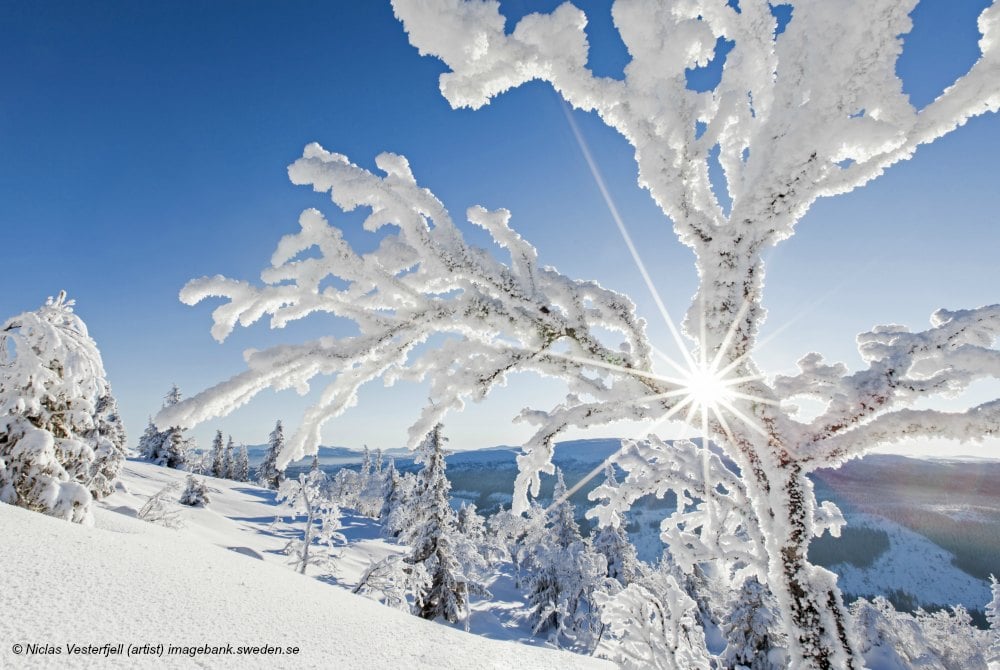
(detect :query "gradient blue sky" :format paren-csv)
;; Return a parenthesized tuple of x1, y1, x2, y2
(2, 1, 998, 457)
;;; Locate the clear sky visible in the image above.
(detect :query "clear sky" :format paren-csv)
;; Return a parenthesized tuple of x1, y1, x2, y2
(2, 1, 998, 457)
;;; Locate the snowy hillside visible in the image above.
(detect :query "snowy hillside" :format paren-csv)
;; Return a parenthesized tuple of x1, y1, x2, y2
(831, 513, 991, 611)
(0, 461, 611, 670)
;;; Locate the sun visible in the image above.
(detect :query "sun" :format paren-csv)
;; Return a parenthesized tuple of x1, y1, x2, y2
(682, 363, 735, 414)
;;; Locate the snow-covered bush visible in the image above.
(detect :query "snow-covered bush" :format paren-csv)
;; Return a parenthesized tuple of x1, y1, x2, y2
(0, 292, 126, 524)
(277, 464, 344, 575)
(137, 481, 183, 528)
(850, 595, 991, 670)
(353, 554, 430, 613)
(915, 606, 989, 670)
(595, 561, 711, 670)
(159, 2, 1000, 665)
(178, 474, 210, 507)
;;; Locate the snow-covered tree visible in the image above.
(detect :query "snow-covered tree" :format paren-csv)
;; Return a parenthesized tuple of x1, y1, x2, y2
(360, 445, 372, 481)
(136, 418, 161, 464)
(143, 386, 192, 469)
(329, 465, 360, 510)
(222, 435, 234, 479)
(519, 469, 610, 648)
(591, 465, 640, 587)
(379, 457, 400, 524)
(159, 2, 1000, 666)
(0, 292, 126, 524)
(355, 445, 388, 518)
(257, 420, 284, 490)
(382, 464, 418, 539)
(233, 444, 250, 482)
(400, 424, 486, 624)
(988, 575, 1000, 667)
(178, 474, 210, 507)
(456, 502, 486, 547)
(721, 576, 785, 670)
(209, 429, 225, 478)
(277, 466, 344, 575)
(85, 392, 127, 498)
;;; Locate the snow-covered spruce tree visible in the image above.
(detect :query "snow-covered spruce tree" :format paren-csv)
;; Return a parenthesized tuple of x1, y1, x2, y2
(357, 445, 387, 518)
(144, 386, 192, 469)
(209, 429, 225, 478)
(379, 457, 400, 525)
(233, 444, 250, 482)
(591, 465, 640, 587)
(721, 575, 785, 670)
(136, 418, 161, 464)
(0, 292, 126, 523)
(257, 420, 284, 490)
(277, 465, 344, 575)
(521, 469, 609, 648)
(402, 425, 483, 624)
(456, 502, 486, 548)
(158, 2, 1000, 666)
(85, 392, 127, 498)
(382, 464, 419, 539)
(222, 435, 234, 479)
(179, 474, 210, 507)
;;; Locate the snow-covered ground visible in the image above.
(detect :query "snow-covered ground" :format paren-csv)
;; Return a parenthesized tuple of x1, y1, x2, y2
(0, 460, 612, 669)
(829, 513, 992, 611)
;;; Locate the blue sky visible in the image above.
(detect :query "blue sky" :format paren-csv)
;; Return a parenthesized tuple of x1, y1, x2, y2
(2, 1, 998, 457)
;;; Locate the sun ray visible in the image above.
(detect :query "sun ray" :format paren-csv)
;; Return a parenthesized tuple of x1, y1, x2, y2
(546, 400, 690, 513)
(651, 344, 697, 378)
(561, 103, 697, 372)
(715, 396, 770, 437)
(540, 349, 688, 388)
(710, 404, 739, 450)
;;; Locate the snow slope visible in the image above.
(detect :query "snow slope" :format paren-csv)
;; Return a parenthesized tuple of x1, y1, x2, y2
(830, 513, 991, 610)
(0, 463, 612, 670)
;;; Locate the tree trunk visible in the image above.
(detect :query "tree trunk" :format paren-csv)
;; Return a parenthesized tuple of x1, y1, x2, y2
(757, 464, 860, 669)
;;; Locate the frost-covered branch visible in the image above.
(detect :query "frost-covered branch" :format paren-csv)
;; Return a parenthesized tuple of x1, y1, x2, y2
(392, 0, 1000, 250)
(589, 436, 779, 579)
(158, 144, 671, 471)
(775, 305, 1000, 466)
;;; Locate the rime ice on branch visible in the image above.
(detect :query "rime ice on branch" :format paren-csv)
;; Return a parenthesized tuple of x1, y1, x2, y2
(162, 2, 1000, 667)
